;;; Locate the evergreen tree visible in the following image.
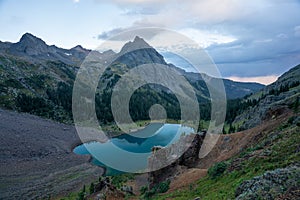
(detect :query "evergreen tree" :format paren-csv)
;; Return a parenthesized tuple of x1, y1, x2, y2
(293, 97, 299, 112)
(89, 182, 95, 194)
(228, 123, 236, 133)
(82, 184, 86, 193)
(197, 121, 202, 133)
(222, 127, 227, 134)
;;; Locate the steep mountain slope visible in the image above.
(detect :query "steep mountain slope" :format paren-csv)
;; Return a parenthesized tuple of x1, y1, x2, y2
(150, 113, 299, 199)
(0, 55, 76, 122)
(233, 64, 300, 130)
(267, 64, 300, 92)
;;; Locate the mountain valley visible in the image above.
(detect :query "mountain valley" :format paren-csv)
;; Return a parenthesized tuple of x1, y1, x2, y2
(0, 33, 299, 200)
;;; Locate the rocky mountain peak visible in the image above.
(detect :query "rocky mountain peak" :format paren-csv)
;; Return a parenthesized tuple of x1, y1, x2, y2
(71, 45, 88, 52)
(119, 36, 152, 54)
(133, 36, 149, 45)
(101, 49, 116, 56)
(114, 36, 167, 67)
(3, 33, 92, 64)
(19, 33, 47, 46)
(13, 32, 48, 56)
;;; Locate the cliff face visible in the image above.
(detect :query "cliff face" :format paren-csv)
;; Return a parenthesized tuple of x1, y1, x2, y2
(148, 133, 205, 187)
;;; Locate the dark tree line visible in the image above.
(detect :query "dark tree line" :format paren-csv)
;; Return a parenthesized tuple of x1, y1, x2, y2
(46, 81, 73, 114)
(16, 81, 74, 122)
(18, 68, 291, 127)
(225, 98, 259, 124)
(15, 79, 261, 127)
(16, 93, 53, 117)
(269, 81, 300, 96)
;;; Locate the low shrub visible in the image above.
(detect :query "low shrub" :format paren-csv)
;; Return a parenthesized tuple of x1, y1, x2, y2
(208, 161, 228, 179)
(140, 185, 148, 195)
(143, 180, 170, 199)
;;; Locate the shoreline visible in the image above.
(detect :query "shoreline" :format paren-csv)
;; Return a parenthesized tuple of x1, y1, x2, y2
(71, 139, 108, 176)
(71, 122, 165, 176)
(71, 121, 193, 176)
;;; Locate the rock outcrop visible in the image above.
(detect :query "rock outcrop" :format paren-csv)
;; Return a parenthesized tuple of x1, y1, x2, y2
(148, 133, 205, 188)
(235, 165, 300, 200)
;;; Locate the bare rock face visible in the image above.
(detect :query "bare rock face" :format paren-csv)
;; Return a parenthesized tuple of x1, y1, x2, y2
(178, 133, 205, 167)
(148, 133, 205, 188)
(114, 36, 167, 69)
(91, 177, 126, 199)
(14, 33, 49, 56)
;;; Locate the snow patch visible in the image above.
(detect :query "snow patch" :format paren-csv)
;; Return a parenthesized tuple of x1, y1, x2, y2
(64, 52, 72, 56)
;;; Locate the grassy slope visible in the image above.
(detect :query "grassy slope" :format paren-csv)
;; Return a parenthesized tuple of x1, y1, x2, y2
(153, 116, 300, 200)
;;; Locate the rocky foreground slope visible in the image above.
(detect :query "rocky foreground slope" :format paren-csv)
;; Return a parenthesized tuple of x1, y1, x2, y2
(235, 165, 300, 200)
(0, 109, 103, 199)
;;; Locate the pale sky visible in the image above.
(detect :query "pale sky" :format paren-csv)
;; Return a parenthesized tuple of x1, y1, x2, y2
(1, 0, 300, 84)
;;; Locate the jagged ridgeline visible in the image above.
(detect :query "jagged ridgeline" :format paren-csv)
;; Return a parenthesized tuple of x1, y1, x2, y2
(0, 33, 264, 124)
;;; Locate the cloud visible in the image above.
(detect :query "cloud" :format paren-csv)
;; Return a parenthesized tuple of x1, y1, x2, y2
(95, 0, 300, 77)
(226, 75, 278, 85)
(206, 34, 299, 64)
(96, 17, 170, 42)
(98, 26, 237, 49)
(73, 0, 80, 3)
(104, 0, 280, 28)
(95, 0, 167, 5)
(214, 51, 300, 78)
(97, 26, 166, 42)
(122, 7, 160, 15)
(98, 27, 128, 40)
(179, 28, 236, 48)
(294, 25, 300, 37)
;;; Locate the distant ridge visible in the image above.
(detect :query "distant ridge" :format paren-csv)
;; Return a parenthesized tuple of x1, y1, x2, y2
(0, 32, 264, 102)
(0, 32, 90, 65)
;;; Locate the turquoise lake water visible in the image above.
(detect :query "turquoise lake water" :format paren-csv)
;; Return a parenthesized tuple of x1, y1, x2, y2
(73, 123, 194, 175)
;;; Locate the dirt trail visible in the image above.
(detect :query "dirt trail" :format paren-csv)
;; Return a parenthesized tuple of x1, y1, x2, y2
(0, 109, 104, 199)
